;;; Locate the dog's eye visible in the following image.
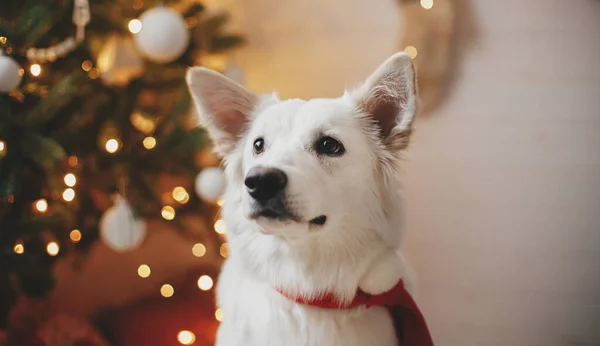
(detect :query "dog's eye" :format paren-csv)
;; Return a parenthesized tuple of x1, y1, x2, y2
(253, 138, 265, 154)
(316, 136, 345, 156)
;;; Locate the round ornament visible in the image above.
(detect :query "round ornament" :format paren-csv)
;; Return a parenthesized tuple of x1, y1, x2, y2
(195, 167, 226, 203)
(133, 7, 190, 64)
(100, 196, 147, 252)
(0, 53, 23, 92)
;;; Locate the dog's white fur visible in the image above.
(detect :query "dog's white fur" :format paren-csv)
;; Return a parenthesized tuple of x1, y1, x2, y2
(187, 52, 419, 346)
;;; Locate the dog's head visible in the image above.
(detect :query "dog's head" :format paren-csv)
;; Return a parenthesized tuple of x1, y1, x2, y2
(187, 53, 417, 245)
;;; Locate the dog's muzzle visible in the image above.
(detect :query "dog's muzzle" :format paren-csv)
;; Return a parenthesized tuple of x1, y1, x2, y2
(245, 166, 295, 220)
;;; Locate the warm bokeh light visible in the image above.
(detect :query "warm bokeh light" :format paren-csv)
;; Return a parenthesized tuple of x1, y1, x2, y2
(0, 140, 5, 154)
(88, 67, 100, 79)
(0, 36, 6, 44)
(404, 45, 418, 59)
(217, 198, 225, 207)
(138, 264, 151, 278)
(34, 198, 48, 212)
(128, 19, 143, 34)
(161, 206, 176, 220)
(177, 330, 195, 345)
(192, 243, 206, 257)
(46, 242, 60, 256)
(143, 136, 156, 149)
(70, 229, 82, 243)
(30, 63, 41, 77)
(172, 186, 189, 204)
(81, 60, 93, 72)
(420, 0, 434, 10)
(197, 275, 213, 291)
(161, 284, 174, 298)
(219, 243, 228, 258)
(14, 243, 24, 255)
(214, 219, 227, 235)
(215, 308, 223, 322)
(62, 188, 75, 202)
(105, 138, 120, 153)
(64, 173, 77, 187)
(68, 155, 79, 167)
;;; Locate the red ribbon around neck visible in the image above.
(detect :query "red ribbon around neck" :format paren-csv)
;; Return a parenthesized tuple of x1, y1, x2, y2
(277, 279, 434, 346)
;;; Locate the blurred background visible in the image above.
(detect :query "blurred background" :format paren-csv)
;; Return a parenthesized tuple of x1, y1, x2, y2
(1, 0, 599, 345)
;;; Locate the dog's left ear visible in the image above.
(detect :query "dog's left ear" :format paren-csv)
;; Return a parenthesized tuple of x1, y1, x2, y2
(186, 67, 259, 156)
(352, 52, 418, 151)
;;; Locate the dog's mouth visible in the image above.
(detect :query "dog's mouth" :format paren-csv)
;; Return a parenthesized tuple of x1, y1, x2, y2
(252, 209, 326, 227)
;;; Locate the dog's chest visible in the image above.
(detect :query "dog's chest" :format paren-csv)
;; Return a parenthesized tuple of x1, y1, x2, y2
(215, 259, 398, 346)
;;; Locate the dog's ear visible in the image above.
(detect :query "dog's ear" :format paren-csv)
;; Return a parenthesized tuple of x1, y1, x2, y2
(352, 52, 418, 151)
(186, 67, 258, 156)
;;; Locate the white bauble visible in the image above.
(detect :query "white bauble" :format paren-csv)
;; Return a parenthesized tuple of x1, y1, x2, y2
(0, 54, 23, 92)
(100, 196, 147, 252)
(195, 167, 226, 203)
(133, 7, 190, 64)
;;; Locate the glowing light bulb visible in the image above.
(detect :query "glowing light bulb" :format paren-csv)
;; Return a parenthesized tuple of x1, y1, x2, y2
(128, 19, 143, 34)
(143, 136, 156, 149)
(219, 243, 228, 258)
(105, 139, 120, 153)
(46, 242, 60, 256)
(215, 308, 223, 322)
(62, 188, 75, 202)
(35, 198, 48, 212)
(172, 187, 189, 204)
(14, 243, 24, 255)
(64, 173, 76, 187)
(214, 219, 227, 235)
(197, 275, 213, 291)
(192, 243, 206, 257)
(404, 46, 418, 59)
(30, 64, 41, 77)
(138, 264, 151, 278)
(420, 0, 434, 9)
(161, 206, 176, 220)
(70, 229, 82, 243)
(161, 284, 174, 298)
(177, 330, 195, 345)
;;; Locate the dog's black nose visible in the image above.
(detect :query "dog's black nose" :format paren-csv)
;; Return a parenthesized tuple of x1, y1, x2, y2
(245, 166, 288, 202)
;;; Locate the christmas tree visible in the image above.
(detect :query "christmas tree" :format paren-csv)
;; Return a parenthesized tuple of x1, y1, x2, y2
(0, 0, 240, 342)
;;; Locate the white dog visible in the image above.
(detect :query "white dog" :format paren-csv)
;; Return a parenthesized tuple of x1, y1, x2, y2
(187, 53, 433, 346)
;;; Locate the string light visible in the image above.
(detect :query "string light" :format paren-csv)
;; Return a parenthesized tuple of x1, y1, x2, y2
(14, 243, 24, 255)
(214, 219, 227, 235)
(172, 187, 189, 204)
(420, 0, 434, 10)
(34, 198, 48, 213)
(192, 243, 206, 257)
(142, 136, 156, 149)
(62, 188, 75, 202)
(404, 46, 418, 59)
(219, 243, 228, 258)
(160, 284, 174, 298)
(105, 138, 121, 153)
(161, 206, 176, 220)
(197, 275, 213, 291)
(64, 173, 76, 187)
(0, 140, 6, 157)
(46, 242, 60, 256)
(215, 308, 223, 322)
(128, 19, 143, 34)
(0, 36, 6, 44)
(70, 229, 82, 243)
(68, 155, 79, 167)
(138, 264, 151, 278)
(30, 64, 41, 77)
(81, 60, 93, 72)
(177, 331, 195, 345)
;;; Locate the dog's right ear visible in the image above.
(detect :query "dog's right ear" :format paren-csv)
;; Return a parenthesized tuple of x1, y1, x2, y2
(186, 67, 258, 156)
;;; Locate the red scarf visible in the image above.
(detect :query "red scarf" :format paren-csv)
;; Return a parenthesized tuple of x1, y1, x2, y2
(277, 279, 434, 346)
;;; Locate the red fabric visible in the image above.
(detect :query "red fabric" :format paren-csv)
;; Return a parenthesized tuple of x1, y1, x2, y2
(277, 279, 434, 346)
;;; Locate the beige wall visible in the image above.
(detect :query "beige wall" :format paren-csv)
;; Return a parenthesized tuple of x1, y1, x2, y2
(229, 0, 600, 345)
